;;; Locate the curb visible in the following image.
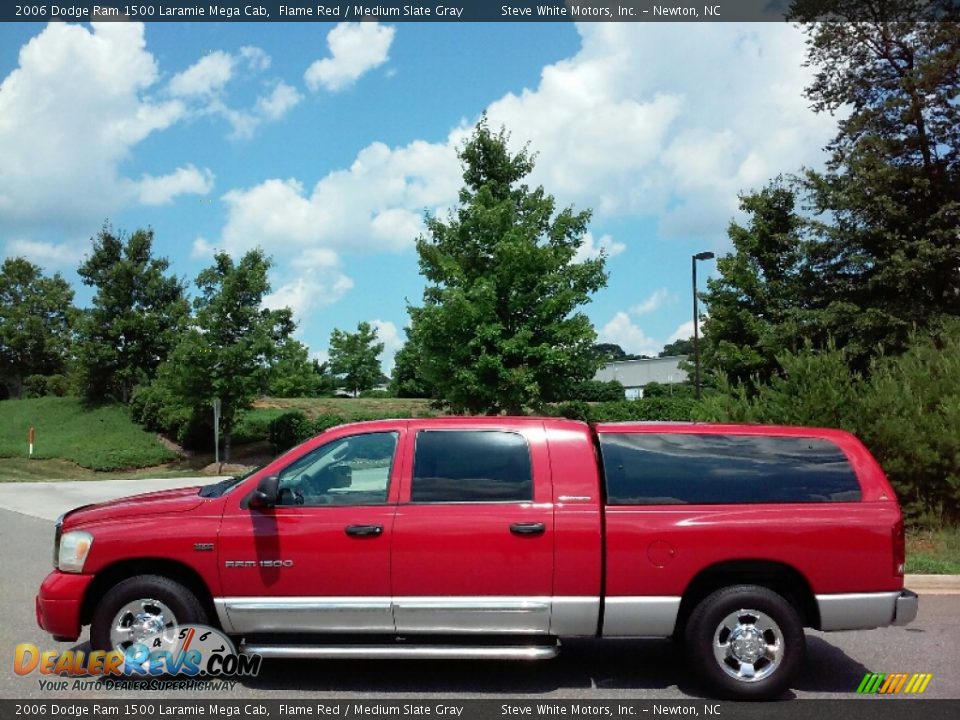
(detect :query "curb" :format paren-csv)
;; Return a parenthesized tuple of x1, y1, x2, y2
(904, 574, 960, 595)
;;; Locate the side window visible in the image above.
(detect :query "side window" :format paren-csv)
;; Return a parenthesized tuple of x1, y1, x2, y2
(600, 433, 862, 505)
(411, 430, 533, 503)
(277, 432, 398, 507)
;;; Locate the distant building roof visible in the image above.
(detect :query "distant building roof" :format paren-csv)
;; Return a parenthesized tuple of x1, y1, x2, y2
(594, 355, 689, 388)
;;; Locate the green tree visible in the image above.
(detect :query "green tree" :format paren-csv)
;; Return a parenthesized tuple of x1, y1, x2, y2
(793, 0, 960, 349)
(592, 343, 627, 363)
(161, 250, 294, 460)
(75, 226, 189, 402)
(328, 321, 384, 397)
(409, 119, 608, 414)
(389, 328, 434, 398)
(0, 258, 75, 398)
(268, 338, 321, 397)
(659, 337, 695, 357)
(700, 182, 814, 385)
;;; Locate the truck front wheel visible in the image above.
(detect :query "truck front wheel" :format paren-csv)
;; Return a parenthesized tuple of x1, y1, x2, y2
(685, 584, 805, 700)
(90, 575, 208, 653)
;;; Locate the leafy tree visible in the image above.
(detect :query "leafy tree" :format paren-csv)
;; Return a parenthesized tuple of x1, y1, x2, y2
(659, 337, 695, 357)
(409, 119, 608, 414)
(592, 343, 627, 363)
(328, 321, 384, 397)
(268, 338, 321, 397)
(700, 182, 814, 385)
(75, 226, 189, 403)
(389, 328, 434, 398)
(0, 258, 75, 398)
(159, 250, 294, 459)
(704, 3, 960, 384)
(795, 0, 959, 347)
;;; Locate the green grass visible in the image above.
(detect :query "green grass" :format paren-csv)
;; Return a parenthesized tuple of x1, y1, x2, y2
(0, 457, 205, 482)
(0, 397, 178, 472)
(251, 396, 437, 421)
(906, 525, 960, 574)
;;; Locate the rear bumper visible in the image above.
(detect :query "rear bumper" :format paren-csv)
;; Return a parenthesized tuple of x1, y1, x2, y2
(35, 571, 94, 642)
(816, 589, 918, 631)
(893, 589, 919, 626)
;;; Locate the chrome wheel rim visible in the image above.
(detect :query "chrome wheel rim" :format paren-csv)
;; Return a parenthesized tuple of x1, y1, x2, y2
(110, 598, 177, 651)
(713, 608, 784, 683)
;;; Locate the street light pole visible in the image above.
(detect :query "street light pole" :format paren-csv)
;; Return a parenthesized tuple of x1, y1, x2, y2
(692, 251, 715, 400)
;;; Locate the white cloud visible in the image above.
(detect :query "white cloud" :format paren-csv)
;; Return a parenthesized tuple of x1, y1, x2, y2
(0, 22, 207, 233)
(168, 47, 294, 139)
(239, 46, 271, 72)
(256, 81, 303, 121)
(304, 22, 396, 92)
(216, 22, 832, 307)
(573, 232, 626, 263)
(631, 288, 670, 316)
(262, 274, 354, 325)
(371, 319, 403, 373)
(4, 238, 86, 269)
(168, 52, 234, 97)
(600, 312, 662, 357)
(134, 165, 214, 205)
(667, 318, 704, 343)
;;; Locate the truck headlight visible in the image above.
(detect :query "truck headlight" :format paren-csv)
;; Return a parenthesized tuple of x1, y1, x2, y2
(57, 531, 93, 573)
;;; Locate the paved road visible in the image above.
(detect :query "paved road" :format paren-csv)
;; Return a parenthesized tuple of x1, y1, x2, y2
(0, 498, 958, 700)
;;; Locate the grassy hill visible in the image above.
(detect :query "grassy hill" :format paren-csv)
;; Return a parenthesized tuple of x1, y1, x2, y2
(250, 396, 436, 420)
(0, 397, 178, 472)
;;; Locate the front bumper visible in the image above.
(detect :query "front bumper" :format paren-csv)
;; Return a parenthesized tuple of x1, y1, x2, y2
(35, 571, 94, 642)
(892, 589, 919, 626)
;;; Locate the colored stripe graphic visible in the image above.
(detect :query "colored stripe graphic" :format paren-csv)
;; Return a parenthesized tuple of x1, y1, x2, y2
(858, 672, 932, 694)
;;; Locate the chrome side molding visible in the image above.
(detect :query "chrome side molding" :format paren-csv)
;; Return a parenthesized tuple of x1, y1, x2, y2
(239, 643, 560, 661)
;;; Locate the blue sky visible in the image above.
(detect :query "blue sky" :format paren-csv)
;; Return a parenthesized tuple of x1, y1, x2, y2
(0, 20, 836, 370)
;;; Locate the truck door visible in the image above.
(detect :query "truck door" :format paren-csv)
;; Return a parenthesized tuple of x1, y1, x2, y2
(390, 422, 555, 635)
(216, 426, 405, 636)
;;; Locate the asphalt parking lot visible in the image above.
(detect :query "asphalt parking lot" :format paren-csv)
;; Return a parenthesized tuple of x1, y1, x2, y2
(0, 481, 957, 701)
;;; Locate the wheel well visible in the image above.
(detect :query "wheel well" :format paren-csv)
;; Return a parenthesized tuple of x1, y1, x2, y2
(675, 560, 820, 636)
(81, 559, 219, 630)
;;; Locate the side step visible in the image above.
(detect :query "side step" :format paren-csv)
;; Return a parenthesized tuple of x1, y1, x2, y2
(240, 643, 560, 661)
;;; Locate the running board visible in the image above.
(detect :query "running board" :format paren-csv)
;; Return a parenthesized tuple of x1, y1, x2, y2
(240, 643, 560, 661)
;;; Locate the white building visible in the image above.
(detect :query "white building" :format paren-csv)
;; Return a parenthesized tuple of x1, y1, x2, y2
(594, 355, 689, 399)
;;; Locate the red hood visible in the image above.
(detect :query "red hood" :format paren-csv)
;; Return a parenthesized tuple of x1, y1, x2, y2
(62, 486, 205, 528)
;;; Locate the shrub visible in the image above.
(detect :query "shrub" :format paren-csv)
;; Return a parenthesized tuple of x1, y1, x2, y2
(268, 411, 313, 453)
(568, 380, 625, 402)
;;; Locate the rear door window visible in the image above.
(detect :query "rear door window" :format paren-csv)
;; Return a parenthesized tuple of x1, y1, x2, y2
(411, 430, 533, 503)
(599, 433, 861, 505)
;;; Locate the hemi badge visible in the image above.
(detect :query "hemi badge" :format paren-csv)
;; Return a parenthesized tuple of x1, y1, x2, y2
(194, 543, 214, 552)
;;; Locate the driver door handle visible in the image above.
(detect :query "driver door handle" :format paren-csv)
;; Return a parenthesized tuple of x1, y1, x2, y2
(510, 522, 546, 536)
(345, 524, 384, 537)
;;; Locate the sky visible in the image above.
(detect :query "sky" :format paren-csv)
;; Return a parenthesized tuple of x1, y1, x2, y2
(0, 19, 838, 372)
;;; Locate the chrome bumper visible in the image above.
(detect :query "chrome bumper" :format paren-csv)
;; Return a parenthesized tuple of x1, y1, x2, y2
(816, 589, 918, 631)
(893, 589, 919, 626)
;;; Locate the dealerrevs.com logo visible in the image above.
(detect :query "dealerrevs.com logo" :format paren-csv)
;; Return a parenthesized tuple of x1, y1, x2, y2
(856, 672, 933, 694)
(14, 625, 261, 681)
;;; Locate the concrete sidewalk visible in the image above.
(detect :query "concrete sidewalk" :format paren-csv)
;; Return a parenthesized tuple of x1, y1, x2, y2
(0, 476, 222, 521)
(905, 574, 960, 595)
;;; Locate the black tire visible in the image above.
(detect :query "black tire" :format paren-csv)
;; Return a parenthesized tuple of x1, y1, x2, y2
(90, 575, 207, 653)
(684, 584, 805, 700)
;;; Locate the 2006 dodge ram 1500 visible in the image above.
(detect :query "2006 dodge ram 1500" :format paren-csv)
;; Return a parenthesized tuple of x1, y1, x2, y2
(37, 418, 918, 698)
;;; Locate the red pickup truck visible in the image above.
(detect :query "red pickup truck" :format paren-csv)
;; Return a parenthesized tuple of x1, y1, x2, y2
(37, 418, 917, 699)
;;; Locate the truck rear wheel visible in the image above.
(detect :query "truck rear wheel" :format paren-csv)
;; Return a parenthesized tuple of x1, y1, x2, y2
(90, 575, 207, 653)
(685, 584, 805, 700)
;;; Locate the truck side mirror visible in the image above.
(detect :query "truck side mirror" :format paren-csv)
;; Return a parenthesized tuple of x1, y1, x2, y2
(248, 475, 280, 510)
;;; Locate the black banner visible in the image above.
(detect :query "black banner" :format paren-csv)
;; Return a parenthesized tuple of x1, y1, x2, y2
(3, 1, 959, 24)
(2, 700, 960, 720)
